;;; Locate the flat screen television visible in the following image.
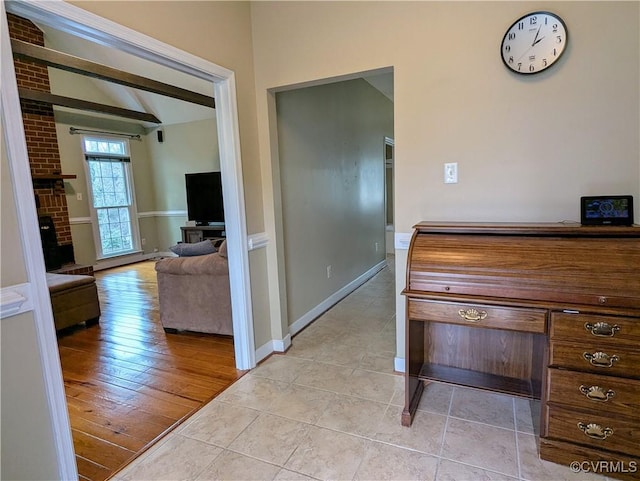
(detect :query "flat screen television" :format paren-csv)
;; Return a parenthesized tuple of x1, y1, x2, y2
(185, 171, 225, 226)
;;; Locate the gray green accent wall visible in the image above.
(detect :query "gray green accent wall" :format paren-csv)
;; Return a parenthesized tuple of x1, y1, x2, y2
(276, 79, 393, 326)
(53, 110, 219, 262)
(146, 119, 220, 212)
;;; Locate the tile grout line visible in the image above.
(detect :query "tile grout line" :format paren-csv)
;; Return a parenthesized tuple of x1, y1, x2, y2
(433, 384, 456, 481)
(512, 397, 524, 481)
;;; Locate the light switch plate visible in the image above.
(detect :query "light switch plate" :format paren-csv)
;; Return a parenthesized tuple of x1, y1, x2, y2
(444, 162, 458, 184)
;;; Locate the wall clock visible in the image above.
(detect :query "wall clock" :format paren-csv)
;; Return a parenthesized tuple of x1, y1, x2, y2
(501, 11, 568, 75)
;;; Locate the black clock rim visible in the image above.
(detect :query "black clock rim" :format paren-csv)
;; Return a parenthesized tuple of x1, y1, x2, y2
(500, 11, 569, 75)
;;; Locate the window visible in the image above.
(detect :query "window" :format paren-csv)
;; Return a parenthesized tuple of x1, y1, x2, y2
(83, 137, 140, 258)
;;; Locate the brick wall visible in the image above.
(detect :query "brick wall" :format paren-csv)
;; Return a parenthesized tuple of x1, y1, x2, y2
(8, 14, 74, 259)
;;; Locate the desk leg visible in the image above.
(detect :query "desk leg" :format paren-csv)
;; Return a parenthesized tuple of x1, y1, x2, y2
(402, 318, 425, 427)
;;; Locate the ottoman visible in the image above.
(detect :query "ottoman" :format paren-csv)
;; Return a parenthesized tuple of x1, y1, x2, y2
(46, 273, 101, 331)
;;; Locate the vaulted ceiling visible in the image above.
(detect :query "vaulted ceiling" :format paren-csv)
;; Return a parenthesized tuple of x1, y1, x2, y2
(39, 24, 216, 128)
(36, 22, 392, 130)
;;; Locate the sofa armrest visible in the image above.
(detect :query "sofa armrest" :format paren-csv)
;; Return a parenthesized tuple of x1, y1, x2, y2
(155, 252, 227, 276)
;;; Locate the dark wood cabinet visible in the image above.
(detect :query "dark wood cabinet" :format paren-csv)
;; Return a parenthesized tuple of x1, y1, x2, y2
(180, 225, 225, 244)
(403, 222, 640, 480)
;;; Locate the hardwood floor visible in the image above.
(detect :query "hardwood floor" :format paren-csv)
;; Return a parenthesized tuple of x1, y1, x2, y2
(56, 260, 243, 481)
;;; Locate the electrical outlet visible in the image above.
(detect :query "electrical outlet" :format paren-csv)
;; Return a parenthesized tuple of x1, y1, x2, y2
(444, 162, 458, 184)
(327, 265, 332, 279)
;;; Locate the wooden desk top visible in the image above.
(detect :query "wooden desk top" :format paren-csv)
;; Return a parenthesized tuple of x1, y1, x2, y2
(406, 222, 640, 312)
(412, 221, 640, 237)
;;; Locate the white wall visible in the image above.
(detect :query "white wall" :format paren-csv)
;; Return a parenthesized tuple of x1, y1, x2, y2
(1, 122, 61, 480)
(276, 79, 393, 325)
(250, 1, 640, 362)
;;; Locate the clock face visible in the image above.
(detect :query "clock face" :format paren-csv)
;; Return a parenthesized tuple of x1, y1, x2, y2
(501, 11, 568, 75)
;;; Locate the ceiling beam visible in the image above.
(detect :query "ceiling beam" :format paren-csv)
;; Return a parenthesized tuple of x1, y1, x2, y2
(19, 88, 161, 124)
(11, 39, 215, 109)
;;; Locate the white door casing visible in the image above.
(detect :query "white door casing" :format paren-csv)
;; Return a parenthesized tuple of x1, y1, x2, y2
(2, 1, 256, 477)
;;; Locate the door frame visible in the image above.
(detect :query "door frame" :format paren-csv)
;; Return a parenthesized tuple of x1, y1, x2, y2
(384, 136, 394, 253)
(2, 1, 255, 477)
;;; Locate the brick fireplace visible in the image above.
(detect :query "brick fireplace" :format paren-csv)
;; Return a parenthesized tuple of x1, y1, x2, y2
(8, 13, 79, 272)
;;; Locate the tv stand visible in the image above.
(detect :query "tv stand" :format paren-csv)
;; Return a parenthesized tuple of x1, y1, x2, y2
(180, 225, 225, 244)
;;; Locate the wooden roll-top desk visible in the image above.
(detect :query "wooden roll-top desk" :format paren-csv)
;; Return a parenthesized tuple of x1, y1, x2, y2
(402, 222, 640, 480)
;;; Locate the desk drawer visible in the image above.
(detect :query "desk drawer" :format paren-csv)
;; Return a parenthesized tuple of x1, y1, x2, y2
(551, 312, 640, 346)
(547, 405, 640, 456)
(549, 341, 640, 378)
(408, 299, 546, 333)
(547, 369, 640, 419)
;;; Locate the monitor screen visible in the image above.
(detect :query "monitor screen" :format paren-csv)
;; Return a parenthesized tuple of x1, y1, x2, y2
(581, 195, 633, 225)
(185, 172, 224, 226)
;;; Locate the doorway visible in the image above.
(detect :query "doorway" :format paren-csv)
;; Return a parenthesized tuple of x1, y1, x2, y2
(272, 72, 393, 338)
(2, 1, 254, 478)
(384, 136, 395, 254)
(57, 260, 242, 478)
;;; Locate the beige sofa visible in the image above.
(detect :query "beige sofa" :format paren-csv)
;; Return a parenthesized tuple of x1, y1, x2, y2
(154, 241, 232, 336)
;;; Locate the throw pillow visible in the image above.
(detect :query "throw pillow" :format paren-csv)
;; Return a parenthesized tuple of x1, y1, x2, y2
(169, 239, 216, 257)
(217, 239, 228, 258)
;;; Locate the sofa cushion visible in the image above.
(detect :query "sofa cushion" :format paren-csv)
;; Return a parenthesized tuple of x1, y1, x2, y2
(155, 251, 228, 276)
(169, 239, 216, 257)
(217, 239, 228, 258)
(46, 272, 96, 293)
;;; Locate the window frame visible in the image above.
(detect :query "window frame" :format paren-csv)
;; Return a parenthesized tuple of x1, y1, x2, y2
(82, 135, 141, 260)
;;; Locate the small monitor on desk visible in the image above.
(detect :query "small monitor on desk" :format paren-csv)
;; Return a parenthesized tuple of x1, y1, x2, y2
(580, 195, 633, 226)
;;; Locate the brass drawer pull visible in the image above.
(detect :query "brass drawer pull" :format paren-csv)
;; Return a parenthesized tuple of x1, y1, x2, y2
(458, 308, 487, 322)
(583, 351, 619, 368)
(577, 422, 614, 440)
(579, 385, 616, 402)
(584, 321, 620, 337)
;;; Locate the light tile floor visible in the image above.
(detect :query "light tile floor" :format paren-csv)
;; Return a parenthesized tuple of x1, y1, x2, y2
(113, 258, 610, 481)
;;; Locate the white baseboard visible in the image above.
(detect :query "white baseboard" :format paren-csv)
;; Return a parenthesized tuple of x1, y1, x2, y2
(254, 333, 292, 364)
(394, 356, 405, 373)
(254, 339, 281, 364)
(273, 333, 292, 353)
(254, 341, 273, 364)
(93, 251, 168, 271)
(253, 260, 386, 365)
(289, 260, 387, 336)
